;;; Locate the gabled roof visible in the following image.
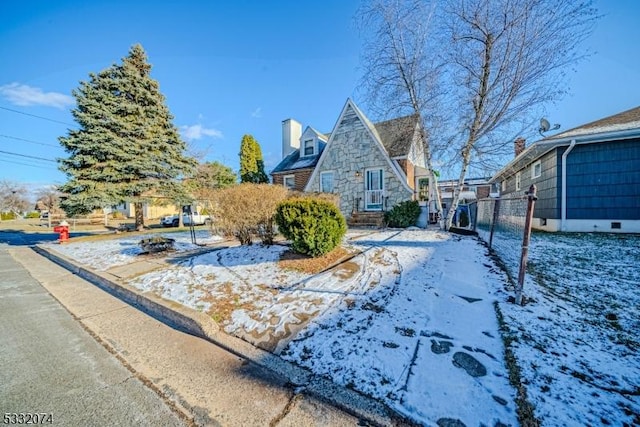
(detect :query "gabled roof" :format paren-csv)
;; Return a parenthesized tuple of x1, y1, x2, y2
(375, 114, 420, 157)
(271, 106, 419, 176)
(304, 98, 414, 194)
(305, 126, 328, 141)
(491, 105, 640, 182)
(545, 106, 640, 140)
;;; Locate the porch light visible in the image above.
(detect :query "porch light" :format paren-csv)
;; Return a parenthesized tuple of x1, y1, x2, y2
(355, 170, 362, 178)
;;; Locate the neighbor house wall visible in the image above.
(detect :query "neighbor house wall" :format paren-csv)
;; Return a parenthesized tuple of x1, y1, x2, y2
(565, 138, 640, 220)
(500, 148, 561, 221)
(113, 202, 178, 219)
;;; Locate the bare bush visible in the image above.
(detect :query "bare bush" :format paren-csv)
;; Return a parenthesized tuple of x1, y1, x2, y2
(210, 184, 289, 245)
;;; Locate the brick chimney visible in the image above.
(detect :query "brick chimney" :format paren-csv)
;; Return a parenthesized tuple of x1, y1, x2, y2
(514, 137, 526, 157)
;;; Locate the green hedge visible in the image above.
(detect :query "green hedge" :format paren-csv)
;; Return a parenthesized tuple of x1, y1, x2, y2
(1, 212, 17, 220)
(275, 197, 346, 257)
(384, 200, 421, 228)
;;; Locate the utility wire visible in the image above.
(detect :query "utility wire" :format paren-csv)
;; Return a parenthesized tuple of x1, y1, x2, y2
(0, 149, 57, 163)
(0, 158, 59, 169)
(0, 134, 60, 148)
(0, 105, 76, 127)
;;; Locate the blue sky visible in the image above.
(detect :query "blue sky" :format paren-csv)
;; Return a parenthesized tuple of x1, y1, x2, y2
(1, 0, 639, 192)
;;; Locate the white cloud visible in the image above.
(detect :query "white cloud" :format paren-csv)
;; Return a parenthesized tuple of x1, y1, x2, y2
(251, 107, 262, 118)
(180, 124, 223, 141)
(0, 82, 74, 109)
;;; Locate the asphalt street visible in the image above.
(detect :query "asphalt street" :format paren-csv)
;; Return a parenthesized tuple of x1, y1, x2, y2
(0, 247, 186, 426)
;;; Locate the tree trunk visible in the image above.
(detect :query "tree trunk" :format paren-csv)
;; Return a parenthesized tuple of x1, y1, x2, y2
(134, 202, 144, 231)
(445, 140, 474, 230)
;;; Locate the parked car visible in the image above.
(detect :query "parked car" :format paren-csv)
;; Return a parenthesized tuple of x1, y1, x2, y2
(160, 212, 211, 227)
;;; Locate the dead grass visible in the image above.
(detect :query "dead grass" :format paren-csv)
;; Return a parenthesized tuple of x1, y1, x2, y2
(278, 246, 358, 275)
(200, 282, 257, 324)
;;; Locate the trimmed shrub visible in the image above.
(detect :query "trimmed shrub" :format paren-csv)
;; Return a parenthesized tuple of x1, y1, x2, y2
(384, 200, 421, 228)
(287, 190, 340, 207)
(25, 211, 41, 219)
(1, 212, 17, 220)
(275, 197, 347, 257)
(111, 211, 126, 219)
(459, 208, 470, 228)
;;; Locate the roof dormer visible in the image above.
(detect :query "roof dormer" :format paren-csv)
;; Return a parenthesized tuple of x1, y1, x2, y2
(299, 126, 327, 158)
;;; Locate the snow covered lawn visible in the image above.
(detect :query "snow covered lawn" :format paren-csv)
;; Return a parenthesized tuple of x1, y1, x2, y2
(43, 229, 640, 425)
(497, 232, 640, 426)
(51, 229, 517, 425)
(49, 230, 223, 271)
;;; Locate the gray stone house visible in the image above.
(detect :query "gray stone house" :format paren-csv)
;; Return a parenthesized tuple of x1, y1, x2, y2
(272, 98, 430, 225)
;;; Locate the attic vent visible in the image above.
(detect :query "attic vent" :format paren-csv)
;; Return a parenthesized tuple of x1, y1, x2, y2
(611, 222, 622, 229)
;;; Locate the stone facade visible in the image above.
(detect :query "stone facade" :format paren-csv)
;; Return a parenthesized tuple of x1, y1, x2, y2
(306, 104, 413, 217)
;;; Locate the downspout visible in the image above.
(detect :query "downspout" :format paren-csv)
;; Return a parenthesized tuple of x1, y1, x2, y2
(560, 139, 577, 231)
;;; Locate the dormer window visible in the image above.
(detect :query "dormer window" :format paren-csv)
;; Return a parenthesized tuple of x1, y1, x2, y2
(303, 139, 314, 156)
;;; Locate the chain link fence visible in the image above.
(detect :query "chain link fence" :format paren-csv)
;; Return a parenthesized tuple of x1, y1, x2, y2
(476, 195, 530, 281)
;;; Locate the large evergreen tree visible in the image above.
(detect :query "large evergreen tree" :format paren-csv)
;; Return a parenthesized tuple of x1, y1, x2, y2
(58, 44, 196, 230)
(239, 134, 268, 183)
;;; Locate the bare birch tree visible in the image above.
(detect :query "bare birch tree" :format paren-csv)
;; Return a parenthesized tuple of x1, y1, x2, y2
(440, 0, 597, 228)
(358, 0, 446, 219)
(357, 0, 598, 229)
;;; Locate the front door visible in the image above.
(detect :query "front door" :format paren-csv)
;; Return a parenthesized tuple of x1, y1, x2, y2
(365, 168, 384, 211)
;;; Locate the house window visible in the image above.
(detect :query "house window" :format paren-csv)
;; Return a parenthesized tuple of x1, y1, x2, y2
(303, 139, 314, 156)
(283, 175, 295, 190)
(418, 178, 429, 201)
(532, 160, 542, 179)
(501, 180, 506, 192)
(320, 171, 334, 193)
(515, 172, 521, 191)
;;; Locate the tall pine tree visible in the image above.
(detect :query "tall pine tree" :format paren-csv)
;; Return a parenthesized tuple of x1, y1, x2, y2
(59, 44, 196, 230)
(239, 134, 268, 183)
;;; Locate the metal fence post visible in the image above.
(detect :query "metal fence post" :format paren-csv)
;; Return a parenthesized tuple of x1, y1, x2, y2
(515, 185, 537, 305)
(489, 198, 501, 250)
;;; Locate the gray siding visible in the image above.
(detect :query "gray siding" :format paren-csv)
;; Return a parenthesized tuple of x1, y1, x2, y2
(500, 149, 560, 219)
(566, 138, 640, 220)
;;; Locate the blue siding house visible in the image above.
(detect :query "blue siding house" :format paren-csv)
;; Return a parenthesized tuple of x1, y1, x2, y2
(491, 106, 640, 233)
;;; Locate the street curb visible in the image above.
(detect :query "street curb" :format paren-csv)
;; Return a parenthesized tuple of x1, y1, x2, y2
(33, 244, 409, 427)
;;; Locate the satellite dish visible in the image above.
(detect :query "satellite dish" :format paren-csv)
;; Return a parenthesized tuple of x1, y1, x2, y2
(539, 118, 550, 132)
(539, 118, 560, 136)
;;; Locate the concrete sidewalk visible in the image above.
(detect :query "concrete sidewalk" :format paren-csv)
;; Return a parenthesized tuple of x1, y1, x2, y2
(9, 246, 406, 426)
(0, 249, 184, 427)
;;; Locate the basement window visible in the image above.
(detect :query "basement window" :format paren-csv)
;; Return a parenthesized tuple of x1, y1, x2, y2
(611, 222, 622, 229)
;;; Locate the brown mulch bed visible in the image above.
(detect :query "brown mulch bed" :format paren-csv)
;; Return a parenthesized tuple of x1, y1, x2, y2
(278, 246, 359, 275)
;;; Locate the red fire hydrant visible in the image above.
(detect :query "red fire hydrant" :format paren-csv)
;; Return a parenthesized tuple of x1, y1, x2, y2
(53, 220, 70, 243)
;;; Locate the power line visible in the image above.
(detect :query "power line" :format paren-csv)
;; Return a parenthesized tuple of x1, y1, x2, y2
(0, 134, 61, 148)
(0, 149, 57, 163)
(0, 158, 59, 170)
(0, 105, 76, 127)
